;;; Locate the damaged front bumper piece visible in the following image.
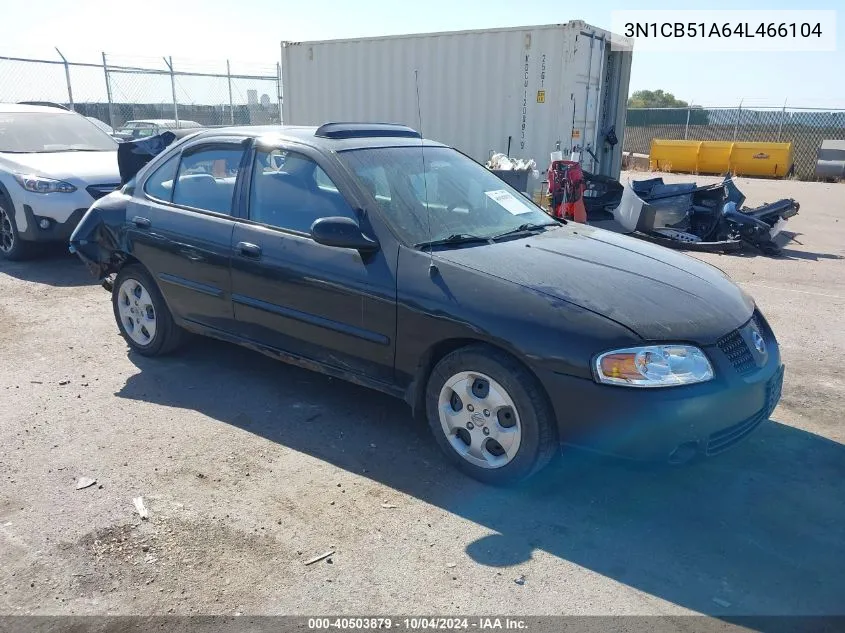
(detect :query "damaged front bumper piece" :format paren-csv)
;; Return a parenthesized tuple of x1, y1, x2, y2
(610, 175, 799, 254)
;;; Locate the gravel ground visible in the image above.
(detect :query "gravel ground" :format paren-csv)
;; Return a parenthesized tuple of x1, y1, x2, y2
(0, 174, 843, 617)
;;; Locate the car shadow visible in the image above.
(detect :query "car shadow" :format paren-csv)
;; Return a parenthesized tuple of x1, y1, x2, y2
(777, 248, 844, 261)
(762, 232, 843, 261)
(116, 339, 845, 617)
(0, 245, 97, 287)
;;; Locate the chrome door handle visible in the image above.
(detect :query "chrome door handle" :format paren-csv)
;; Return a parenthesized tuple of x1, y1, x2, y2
(237, 241, 261, 258)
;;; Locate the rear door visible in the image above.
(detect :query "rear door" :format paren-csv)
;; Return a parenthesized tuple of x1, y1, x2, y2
(229, 143, 397, 383)
(129, 136, 249, 329)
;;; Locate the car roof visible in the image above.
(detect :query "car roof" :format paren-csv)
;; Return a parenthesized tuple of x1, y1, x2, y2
(125, 119, 202, 125)
(183, 124, 447, 152)
(0, 103, 74, 114)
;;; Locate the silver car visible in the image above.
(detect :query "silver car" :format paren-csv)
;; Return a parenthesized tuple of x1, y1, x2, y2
(0, 103, 120, 260)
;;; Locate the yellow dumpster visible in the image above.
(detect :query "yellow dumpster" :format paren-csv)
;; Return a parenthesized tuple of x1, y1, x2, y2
(648, 140, 699, 173)
(649, 140, 793, 178)
(698, 142, 734, 174)
(730, 143, 793, 177)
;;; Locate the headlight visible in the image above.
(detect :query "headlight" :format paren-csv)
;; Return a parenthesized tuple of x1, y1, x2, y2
(594, 345, 714, 388)
(14, 174, 77, 193)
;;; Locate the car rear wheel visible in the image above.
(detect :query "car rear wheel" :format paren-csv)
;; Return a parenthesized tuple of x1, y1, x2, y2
(112, 264, 185, 356)
(425, 344, 558, 485)
(0, 202, 31, 261)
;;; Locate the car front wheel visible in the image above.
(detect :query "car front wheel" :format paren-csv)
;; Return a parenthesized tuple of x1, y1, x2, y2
(112, 264, 185, 356)
(425, 345, 558, 485)
(0, 201, 31, 261)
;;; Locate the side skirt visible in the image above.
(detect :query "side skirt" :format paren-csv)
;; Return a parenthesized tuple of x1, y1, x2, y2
(177, 317, 407, 401)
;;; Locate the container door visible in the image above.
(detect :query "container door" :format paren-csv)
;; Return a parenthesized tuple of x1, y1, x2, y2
(594, 48, 631, 178)
(570, 30, 609, 174)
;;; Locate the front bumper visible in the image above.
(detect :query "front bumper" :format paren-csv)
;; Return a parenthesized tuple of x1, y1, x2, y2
(540, 313, 784, 462)
(10, 182, 118, 243)
(18, 205, 87, 243)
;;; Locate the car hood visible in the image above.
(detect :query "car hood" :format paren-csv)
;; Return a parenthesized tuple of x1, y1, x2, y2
(435, 225, 753, 344)
(0, 151, 119, 184)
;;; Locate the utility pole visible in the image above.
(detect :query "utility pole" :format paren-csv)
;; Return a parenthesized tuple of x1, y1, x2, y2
(56, 48, 74, 111)
(102, 52, 115, 128)
(227, 60, 235, 125)
(163, 56, 179, 126)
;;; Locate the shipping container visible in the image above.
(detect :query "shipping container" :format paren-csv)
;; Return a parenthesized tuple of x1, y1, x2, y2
(281, 21, 633, 186)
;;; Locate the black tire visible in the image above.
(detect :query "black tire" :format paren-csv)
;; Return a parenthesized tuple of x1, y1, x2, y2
(0, 199, 33, 261)
(112, 264, 185, 356)
(425, 344, 558, 485)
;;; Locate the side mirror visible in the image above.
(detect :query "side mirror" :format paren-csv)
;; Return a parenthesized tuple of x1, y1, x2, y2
(310, 216, 379, 252)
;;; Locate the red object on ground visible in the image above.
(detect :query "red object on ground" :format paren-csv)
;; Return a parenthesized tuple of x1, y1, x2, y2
(547, 160, 587, 223)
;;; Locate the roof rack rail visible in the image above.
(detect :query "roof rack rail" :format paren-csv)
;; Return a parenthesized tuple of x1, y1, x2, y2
(315, 122, 421, 140)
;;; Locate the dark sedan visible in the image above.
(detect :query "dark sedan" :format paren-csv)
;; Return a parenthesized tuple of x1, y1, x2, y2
(69, 123, 784, 484)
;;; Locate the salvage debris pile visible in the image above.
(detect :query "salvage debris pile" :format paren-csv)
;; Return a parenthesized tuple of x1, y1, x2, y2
(576, 172, 800, 255)
(486, 153, 538, 175)
(612, 176, 800, 254)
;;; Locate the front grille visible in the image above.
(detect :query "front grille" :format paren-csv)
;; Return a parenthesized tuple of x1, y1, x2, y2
(717, 328, 756, 376)
(86, 184, 120, 200)
(706, 365, 784, 455)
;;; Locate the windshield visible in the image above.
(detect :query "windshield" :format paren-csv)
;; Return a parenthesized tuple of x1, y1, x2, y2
(0, 112, 118, 153)
(337, 146, 555, 246)
(86, 117, 113, 134)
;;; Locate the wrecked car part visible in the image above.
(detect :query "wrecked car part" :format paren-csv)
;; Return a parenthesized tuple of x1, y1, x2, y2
(68, 191, 130, 280)
(582, 171, 624, 220)
(117, 131, 176, 184)
(116, 129, 198, 184)
(653, 229, 702, 243)
(633, 231, 743, 253)
(769, 218, 788, 239)
(610, 175, 799, 254)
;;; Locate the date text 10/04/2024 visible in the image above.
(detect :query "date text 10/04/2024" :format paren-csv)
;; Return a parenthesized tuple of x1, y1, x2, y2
(624, 22, 822, 38)
(307, 618, 528, 630)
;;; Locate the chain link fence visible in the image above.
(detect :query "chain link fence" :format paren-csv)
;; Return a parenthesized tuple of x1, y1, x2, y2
(624, 106, 845, 180)
(0, 51, 281, 130)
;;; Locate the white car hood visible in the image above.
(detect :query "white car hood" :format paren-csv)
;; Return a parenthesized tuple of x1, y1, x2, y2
(0, 151, 120, 184)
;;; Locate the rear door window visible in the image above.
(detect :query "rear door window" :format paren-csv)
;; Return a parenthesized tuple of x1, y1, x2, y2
(172, 145, 245, 215)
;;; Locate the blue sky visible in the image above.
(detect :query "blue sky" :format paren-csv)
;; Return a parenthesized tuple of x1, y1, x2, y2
(3, 0, 843, 108)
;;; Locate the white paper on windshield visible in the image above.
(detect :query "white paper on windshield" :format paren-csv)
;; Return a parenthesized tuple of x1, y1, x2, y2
(485, 189, 533, 215)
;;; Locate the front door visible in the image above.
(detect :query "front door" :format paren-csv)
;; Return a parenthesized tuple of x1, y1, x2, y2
(229, 145, 396, 383)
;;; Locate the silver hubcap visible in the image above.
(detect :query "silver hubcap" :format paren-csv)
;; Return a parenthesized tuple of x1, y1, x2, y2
(0, 207, 15, 253)
(117, 278, 157, 346)
(438, 371, 522, 469)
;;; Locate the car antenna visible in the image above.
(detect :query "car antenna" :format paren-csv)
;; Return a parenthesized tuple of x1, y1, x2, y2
(415, 69, 437, 278)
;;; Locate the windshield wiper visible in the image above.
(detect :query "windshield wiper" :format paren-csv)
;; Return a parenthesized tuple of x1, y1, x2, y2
(491, 222, 561, 241)
(414, 233, 491, 249)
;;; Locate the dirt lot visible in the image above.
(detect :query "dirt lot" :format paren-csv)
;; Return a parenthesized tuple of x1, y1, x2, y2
(1, 173, 843, 617)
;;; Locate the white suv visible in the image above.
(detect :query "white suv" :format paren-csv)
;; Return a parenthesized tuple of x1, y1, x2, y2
(0, 104, 120, 260)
